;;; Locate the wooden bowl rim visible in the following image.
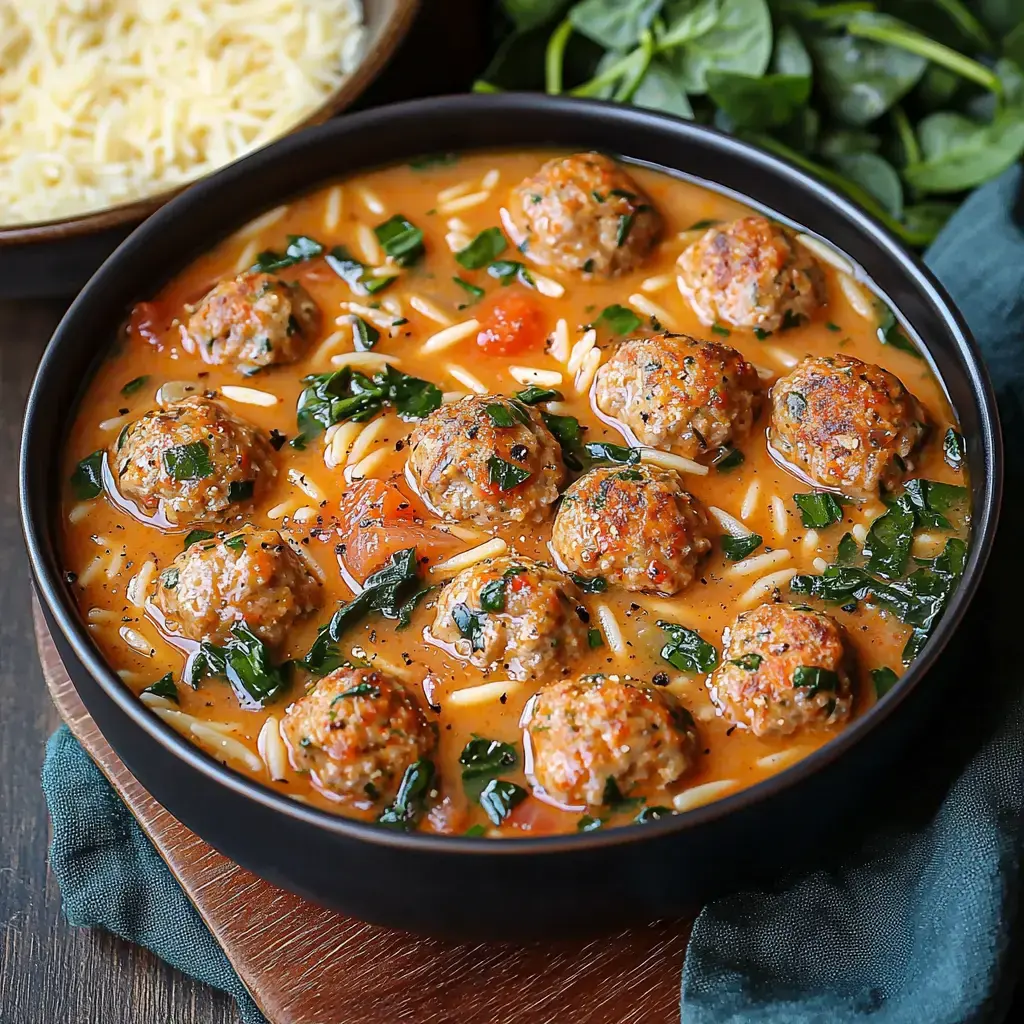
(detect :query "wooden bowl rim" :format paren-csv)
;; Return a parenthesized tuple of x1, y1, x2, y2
(0, 0, 420, 247)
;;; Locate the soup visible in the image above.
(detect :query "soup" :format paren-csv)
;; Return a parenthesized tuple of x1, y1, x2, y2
(60, 150, 970, 837)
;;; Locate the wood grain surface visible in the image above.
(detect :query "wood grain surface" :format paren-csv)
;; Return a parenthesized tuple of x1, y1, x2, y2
(33, 604, 690, 1024)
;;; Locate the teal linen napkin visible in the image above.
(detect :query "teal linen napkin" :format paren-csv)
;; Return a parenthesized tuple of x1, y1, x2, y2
(681, 166, 1023, 1022)
(42, 170, 1021, 1024)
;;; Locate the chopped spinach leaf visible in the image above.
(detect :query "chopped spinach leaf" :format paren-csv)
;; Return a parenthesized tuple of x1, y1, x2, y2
(455, 227, 507, 269)
(597, 304, 642, 335)
(120, 375, 150, 397)
(488, 259, 534, 287)
(186, 622, 290, 709)
(464, 824, 487, 837)
(223, 534, 246, 553)
(296, 364, 441, 438)
(712, 447, 744, 473)
(688, 219, 720, 230)
(753, 327, 772, 340)
(541, 412, 585, 471)
(792, 665, 840, 696)
(459, 737, 518, 802)
(943, 427, 965, 470)
(584, 441, 639, 466)
(351, 316, 380, 351)
(721, 533, 763, 561)
(184, 529, 215, 549)
(332, 682, 381, 702)
(484, 402, 517, 428)
(227, 480, 254, 503)
(142, 673, 179, 704)
(479, 779, 527, 826)
(487, 456, 531, 491)
(70, 451, 105, 500)
(588, 627, 604, 649)
(452, 603, 487, 651)
(836, 532, 861, 565)
(656, 620, 718, 674)
(872, 666, 899, 697)
(374, 215, 424, 266)
(163, 441, 213, 482)
(396, 585, 435, 630)
(378, 759, 435, 830)
(876, 304, 920, 357)
(515, 385, 562, 405)
(453, 276, 485, 305)
(325, 245, 394, 295)
(253, 234, 324, 273)
(569, 572, 608, 593)
(794, 492, 844, 529)
(711, 323, 731, 337)
(616, 211, 635, 247)
(729, 653, 763, 671)
(635, 806, 673, 823)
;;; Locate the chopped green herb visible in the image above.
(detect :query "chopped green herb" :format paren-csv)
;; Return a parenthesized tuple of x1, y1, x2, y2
(487, 260, 534, 287)
(464, 824, 487, 837)
(296, 364, 441, 438)
(459, 737, 518, 801)
(872, 666, 899, 697)
(484, 402, 517, 428)
(779, 310, 805, 331)
(452, 603, 487, 651)
(352, 316, 380, 351)
(711, 323, 731, 337)
(876, 304, 920, 357)
(227, 480, 254, 503)
(325, 245, 394, 296)
(616, 211, 635, 247)
(253, 234, 324, 273)
(635, 806, 673, 823)
(729, 653, 764, 671)
(597, 304, 642, 335)
(515, 385, 563, 405)
(187, 622, 290, 709)
(162, 441, 213, 482)
(120, 375, 150, 397)
(587, 627, 604, 649)
(583, 441, 639, 466)
(721, 533, 763, 561)
(656, 620, 718, 674)
(479, 779, 527, 826)
(487, 456, 531, 491)
(712, 447, 744, 473)
(794, 492, 844, 529)
(792, 665, 840, 696)
(70, 451, 105, 500)
(223, 534, 246, 553)
(688, 219, 720, 230)
(142, 673, 179, 704)
(943, 428, 965, 470)
(570, 573, 608, 593)
(753, 327, 772, 340)
(374, 215, 424, 267)
(836, 533, 861, 565)
(455, 227, 507, 270)
(826, 322, 842, 332)
(541, 412, 585, 471)
(183, 529, 215, 549)
(333, 682, 381, 701)
(378, 759, 435, 830)
(453, 276, 485, 305)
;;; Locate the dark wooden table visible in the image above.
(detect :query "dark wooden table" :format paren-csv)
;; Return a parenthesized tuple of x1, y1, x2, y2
(0, 7, 486, 1022)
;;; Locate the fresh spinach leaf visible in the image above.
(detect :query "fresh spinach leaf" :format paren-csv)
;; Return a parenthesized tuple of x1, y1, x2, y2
(943, 427, 965, 470)
(254, 235, 324, 273)
(569, 0, 663, 50)
(70, 451, 105, 500)
(794, 492, 844, 529)
(187, 622, 290, 709)
(516, 386, 563, 405)
(569, 572, 608, 592)
(657, 620, 719, 673)
(542, 412, 586, 471)
(488, 456, 532, 490)
(142, 673, 179, 704)
(597, 303, 642, 334)
(378, 759, 435, 830)
(729, 653, 763, 671)
(453, 276, 485, 305)
(227, 480, 254, 503)
(712, 447, 744, 472)
(459, 737, 519, 801)
(352, 317, 380, 351)
(162, 441, 213, 482)
(120, 375, 150, 397)
(480, 779, 528, 826)
(792, 665, 840, 696)
(184, 529, 215, 549)
(374, 215, 424, 266)
(876, 303, 921, 356)
(452, 603, 488, 651)
(721, 533, 763, 561)
(872, 665, 899, 697)
(325, 245, 394, 295)
(456, 228, 508, 269)
(706, 70, 810, 129)
(583, 441, 640, 466)
(488, 260, 535, 287)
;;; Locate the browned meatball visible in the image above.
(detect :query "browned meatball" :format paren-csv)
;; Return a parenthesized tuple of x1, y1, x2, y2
(430, 557, 587, 681)
(708, 603, 853, 737)
(152, 526, 320, 647)
(281, 668, 436, 803)
(111, 396, 275, 525)
(523, 675, 698, 808)
(677, 216, 824, 332)
(594, 332, 764, 459)
(407, 395, 566, 527)
(769, 354, 929, 497)
(506, 152, 661, 277)
(185, 271, 320, 372)
(551, 464, 712, 595)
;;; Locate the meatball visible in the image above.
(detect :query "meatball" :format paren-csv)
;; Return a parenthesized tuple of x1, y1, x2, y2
(407, 395, 566, 527)
(709, 603, 852, 737)
(769, 354, 929, 497)
(594, 332, 764, 459)
(152, 526, 320, 647)
(506, 152, 661, 277)
(430, 557, 587, 681)
(551, 464, 712, 595)
(111, 396, 275, 525)
(184, 271, 320, 371)
(281, 668, 436, 803)
(523, 675, 698, 808)
(677, 216, 824, 332)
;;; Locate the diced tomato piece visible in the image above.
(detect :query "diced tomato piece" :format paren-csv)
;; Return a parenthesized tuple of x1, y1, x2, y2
(476, 289, 547, 355)
(507, 796, 570, 835)
(334, 479, 461, 581)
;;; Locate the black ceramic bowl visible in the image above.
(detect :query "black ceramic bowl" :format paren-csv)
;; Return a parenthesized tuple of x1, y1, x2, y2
(21, 95, 1002, 939)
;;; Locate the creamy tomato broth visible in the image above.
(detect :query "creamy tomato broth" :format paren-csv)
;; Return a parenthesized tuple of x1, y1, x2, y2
(61, 150, 970, 837)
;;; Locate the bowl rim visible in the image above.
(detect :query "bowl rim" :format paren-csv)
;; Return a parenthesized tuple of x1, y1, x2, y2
(21, 92, 1004, 857)
(0, 0, 421, 245)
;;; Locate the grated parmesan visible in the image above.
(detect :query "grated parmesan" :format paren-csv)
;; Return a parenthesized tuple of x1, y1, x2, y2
(0, 0, 365, 225)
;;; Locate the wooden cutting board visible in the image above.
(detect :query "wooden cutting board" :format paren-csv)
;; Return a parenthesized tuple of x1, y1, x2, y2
(34, 604, 691, 1024)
